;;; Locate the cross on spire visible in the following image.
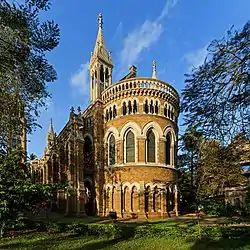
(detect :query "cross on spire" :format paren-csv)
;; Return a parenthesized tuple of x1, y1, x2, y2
(98, 13, 103, 29)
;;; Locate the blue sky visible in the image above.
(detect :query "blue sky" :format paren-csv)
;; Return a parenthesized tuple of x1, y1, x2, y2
(28, 0, 250, 157)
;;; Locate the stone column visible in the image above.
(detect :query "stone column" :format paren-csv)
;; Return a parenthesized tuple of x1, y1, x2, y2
(174, 185, 179, 216)
(65, 192, 69, 216)
(161, 189, 168, 218)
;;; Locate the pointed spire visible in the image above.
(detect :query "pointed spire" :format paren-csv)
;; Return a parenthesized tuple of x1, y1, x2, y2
(46, 118, 55, 148)
(89, 13, 112, 67)
(152, 60, 157, 79)
(48, 118, 54, 135)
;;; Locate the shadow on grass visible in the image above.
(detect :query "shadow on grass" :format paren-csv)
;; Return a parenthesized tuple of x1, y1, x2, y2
(189, 237, 250, 250)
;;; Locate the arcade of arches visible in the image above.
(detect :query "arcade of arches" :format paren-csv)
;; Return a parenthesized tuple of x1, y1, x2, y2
(104, 184, 179, 217)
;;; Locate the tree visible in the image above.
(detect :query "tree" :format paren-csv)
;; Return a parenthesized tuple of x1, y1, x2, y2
(197, 140, 244, 201)
(181, 21, 250, 143)
(0, 0, 60, 150)
(177, 127, 203, 212)
(0, 147, 65, 237)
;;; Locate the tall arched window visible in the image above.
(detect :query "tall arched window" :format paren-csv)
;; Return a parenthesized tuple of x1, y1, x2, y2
(126, 131, 135, 162)
(147, 129, 155, 162)
(165, 133, 171, 165)
(109, 134, 116, 165)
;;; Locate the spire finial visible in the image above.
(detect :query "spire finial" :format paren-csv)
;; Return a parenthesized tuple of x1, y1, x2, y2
(98, 13, 103, 29)
(152, 60, 157, 79)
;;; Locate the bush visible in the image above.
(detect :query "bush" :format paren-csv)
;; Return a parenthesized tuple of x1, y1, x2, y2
(202, 199, 239, 217)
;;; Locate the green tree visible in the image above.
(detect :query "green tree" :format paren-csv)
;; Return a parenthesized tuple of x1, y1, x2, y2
(181, 21, 250, 143)
(197, 140, 244, 202)
(0, 147, 64, 237)
(0, 0, 59, 150)
(177, 127, 203, 212)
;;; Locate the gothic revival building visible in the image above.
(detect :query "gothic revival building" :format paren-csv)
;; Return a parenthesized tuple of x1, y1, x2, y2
(31, 14, 180, 218)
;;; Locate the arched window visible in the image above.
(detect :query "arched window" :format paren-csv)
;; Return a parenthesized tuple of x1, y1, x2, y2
(164, 105, 167, 117)
(128, 101, 132, 114)
(105, 68, 109, 86)
(171, 107, 174, 120)
(113, 105, 117, 118)
(100, 65, 104, 92)
(106, 110, 109, 121)
(155, 101, 159, 114)
(109, 134, 116, 165)
(84, 136, 93, 167)
(165, 133, 171, 165)
(122, 102, 127, 115)
(150, 100, 154, 113)
(144, 100, 149, 114)
(125, 131, 135, 162)
(168, 107, 171, 118)
(109, 107, 112, 120)
(133, 100, 137, 113)
(147, 129, 155, 162)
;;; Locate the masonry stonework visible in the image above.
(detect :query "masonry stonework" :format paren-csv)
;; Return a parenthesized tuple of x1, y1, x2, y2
(31, 13, 181, 219)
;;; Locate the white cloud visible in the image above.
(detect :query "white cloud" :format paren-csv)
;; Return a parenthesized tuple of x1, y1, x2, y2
(184, 45, 208, 71)
(158, 0, 179, 21)
(118, 0, 179, 76)
(70, 61, 89, 97)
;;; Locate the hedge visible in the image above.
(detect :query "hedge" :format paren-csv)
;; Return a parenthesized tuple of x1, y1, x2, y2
(6, 218, 250, 240)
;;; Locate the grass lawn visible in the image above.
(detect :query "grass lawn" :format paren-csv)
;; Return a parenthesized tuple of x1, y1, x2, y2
(1, 232, 250, 250)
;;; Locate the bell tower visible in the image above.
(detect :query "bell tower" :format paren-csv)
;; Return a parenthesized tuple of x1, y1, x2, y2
(89, 13, 113, 103)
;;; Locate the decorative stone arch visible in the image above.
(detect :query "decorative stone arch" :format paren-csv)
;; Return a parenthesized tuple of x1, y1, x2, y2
(105, 183, 113, 192)
(131, 185, 139, 213)
(130, 182, 140, 191)
(163, 126, 177, 142)
(142, 121, 163, 138)
(120, 121, 141, 138)
(83, 133, 93, 144)
(142, 121, 163, 164)
(122, 182, 132, 191)
(104, 127, 119, 144)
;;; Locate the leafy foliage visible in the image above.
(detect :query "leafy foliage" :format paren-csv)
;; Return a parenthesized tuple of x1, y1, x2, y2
(0, 0, 60, 149)
(181, 21, 250, 143)
(0, 148, 65, 237)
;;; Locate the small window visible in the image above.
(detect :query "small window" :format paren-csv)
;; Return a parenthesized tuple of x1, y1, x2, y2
(133, 100, 137, 113)
(168, 108, 171, 118)
(122, 102, 127, 115)
(150, 100, 154, 113)
(128, 101, 132, 114)
(144, 100, 149, 114)
(113, 105, 117, 118)
(106, 110, 109, 121)
(155, 101, 159, 114)
(109, 107, 112, 120)
(164, 105, 167, 117)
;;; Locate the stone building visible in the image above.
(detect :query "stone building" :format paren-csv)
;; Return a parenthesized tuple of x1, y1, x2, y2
(31, 14, 180, 218)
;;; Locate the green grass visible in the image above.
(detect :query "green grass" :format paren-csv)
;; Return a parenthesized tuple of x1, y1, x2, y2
(1, 232, 250, 250)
